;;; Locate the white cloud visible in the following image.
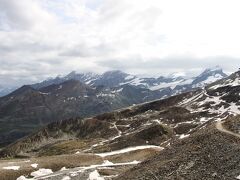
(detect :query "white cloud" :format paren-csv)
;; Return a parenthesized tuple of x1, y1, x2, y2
(0, 0, 239, 87)
(0, 0, 56, 30)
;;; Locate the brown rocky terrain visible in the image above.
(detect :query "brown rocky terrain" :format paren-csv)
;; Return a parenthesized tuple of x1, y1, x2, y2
(116, 116, 240, 180)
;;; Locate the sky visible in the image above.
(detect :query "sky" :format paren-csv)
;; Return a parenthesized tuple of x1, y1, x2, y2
(0, 0, 240, 87)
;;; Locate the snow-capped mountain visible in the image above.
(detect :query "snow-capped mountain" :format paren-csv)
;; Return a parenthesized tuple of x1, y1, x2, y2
(0, 67, 226, 99)
(30, 67, 227, 96)
(31, 71, 100, 90)
(191, 66, 227, 88)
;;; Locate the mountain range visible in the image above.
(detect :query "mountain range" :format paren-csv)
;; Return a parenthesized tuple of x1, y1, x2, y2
(31, 66, 227, 94)
(0, 67, 227, 97)
(0, 67, 227, 147)
(0, 69, 239, 179)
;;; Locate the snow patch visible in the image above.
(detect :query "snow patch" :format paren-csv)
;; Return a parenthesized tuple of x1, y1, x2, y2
(3, 166, 20, 170)
(62, 176, 71, 180)
(31, 163, 38, 168)
(149, 79, 191, 91)
(17, 176, 28, 180)
(102, 160, 114, 166)
(70, 172, 78, 177)
(61, 167, 68, 171)
(31, 168, 53, 177)
(88, 170, 104, 180)
(179, 134, 190, 139)
(96, 145, 163, 157)
(125, 75, 135, 80)
(57, 85, 63, 90)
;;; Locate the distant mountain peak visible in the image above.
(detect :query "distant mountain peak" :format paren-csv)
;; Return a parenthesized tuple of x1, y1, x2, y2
(103, 70, 128, 76)
(65, 71, 78, 79)
(7, 85, 36, 97)
(190, 66, 227, 88)
(201, 66, 225, 75)
(167, 72, 186, 79)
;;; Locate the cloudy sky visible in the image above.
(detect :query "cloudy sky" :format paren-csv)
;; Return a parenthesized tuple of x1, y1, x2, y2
(0, 0, 240, 87)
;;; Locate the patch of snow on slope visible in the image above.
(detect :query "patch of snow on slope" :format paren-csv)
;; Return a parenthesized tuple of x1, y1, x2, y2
(3, 166, 20, 170)
(31, 168, 53, 177)
(194, 74, 224, 87)
(88, 170, 104, 180)
(149, 79, 189, 91)
(179, 92, 203, 106)
(111, 88, 123, 94)
(210, 74, 240, 89)
(62, 176, 71, 180)
(57, 85, 63, 90)
(198, 96, 223, 106)
(179, 134, 190, 139)
(231, 76, 240, 86)
(236, 175, 240, 179)
(125, 75, 135, 80)
(31, 163, 38, 168)
(229, 103, 240, 114)
(96, 145, 163, 157)
(102, 160, 114, 166)
(128, 78, 147, 87)
(17, 176, 28, 180)
(61, 167, 68, 171)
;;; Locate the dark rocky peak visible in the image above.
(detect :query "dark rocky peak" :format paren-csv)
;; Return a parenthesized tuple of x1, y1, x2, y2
(39, 79, 93, 97)
(229, 69, 240, 79)
(93, 70, 130, 87)
(31, 71, 99, 90)
(64, 71, 99, 82)
(31, 76, 65, 90)
(7, 85, 36, 97)
(101, 70, 129, 78)
(64, 71, 77, 79)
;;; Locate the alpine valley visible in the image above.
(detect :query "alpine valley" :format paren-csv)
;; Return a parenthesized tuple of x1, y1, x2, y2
(0, 68, 239, 179)
(0, 67, 226, 146)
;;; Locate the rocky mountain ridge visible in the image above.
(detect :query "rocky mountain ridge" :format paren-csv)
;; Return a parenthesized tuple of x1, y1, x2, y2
(31, 67, 227, 95)
(0, 67, 228, 146)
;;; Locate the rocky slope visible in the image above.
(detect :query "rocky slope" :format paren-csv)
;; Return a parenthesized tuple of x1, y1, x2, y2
(0, 78, 170, 146)
(117, 117, 240, 180)
(0, 68, 227, 146)
(0, 70, 239, 179)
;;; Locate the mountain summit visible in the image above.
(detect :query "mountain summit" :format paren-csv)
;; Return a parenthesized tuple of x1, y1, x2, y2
(191, 66, 227, 87)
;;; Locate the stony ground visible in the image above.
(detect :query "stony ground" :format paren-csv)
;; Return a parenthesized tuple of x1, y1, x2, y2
(0, 147, 162, 179)
(116, 117, 240, 180)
